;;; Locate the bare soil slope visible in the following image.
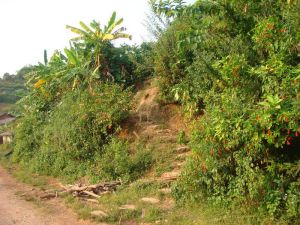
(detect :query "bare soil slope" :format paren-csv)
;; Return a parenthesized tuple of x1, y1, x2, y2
(119, 78, 191, 182)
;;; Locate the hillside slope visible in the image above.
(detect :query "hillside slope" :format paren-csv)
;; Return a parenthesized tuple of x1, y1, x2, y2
(0, 78, 269, 225)
(79, 78, 194, 224)
(121, 78, 191, 180)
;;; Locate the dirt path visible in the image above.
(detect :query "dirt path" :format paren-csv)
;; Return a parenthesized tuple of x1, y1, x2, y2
(0, 166, 98, 225)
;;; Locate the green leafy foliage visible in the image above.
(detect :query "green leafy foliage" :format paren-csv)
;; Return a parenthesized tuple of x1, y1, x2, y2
(127, 42, 155, 81)
(153, 0, 300, 221)
(12, 13, 149, 183)
(8, 2, 300, 222)
(91, 138, 153, 182)
(13, 84, 132, 181)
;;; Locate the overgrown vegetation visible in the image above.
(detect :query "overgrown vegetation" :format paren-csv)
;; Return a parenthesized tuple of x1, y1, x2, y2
(12, 12, 152, 183)
(5, 0, 300, 223)
(151, 0, 300, 222)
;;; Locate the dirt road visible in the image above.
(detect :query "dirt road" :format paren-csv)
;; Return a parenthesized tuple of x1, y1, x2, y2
(0, 166, 98, 225)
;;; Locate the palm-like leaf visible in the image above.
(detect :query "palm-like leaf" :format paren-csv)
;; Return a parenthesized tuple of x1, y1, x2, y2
(79, 21, 93, 34)
(66, 25, 87, 36)
(107, 11, 117, 28)
(102, 34, 114, 41)
(113, 33, 132, 40)
(67, 12, 131, 45)
(64, 48, 79, 65)
(65, 11, 132, 85)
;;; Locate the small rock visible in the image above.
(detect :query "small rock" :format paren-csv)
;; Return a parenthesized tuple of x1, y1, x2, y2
(175, 146, 190, 153)
(141, 197, 160, 204)
(160, 171, 180, 179)
(173, 162, 184, 168)
(157, 129, 172, 134)
(90, 210, 108, 218)
(159, 188, 172, 194)
(176, 152, 192, 160)
(119, 204, 136, 210)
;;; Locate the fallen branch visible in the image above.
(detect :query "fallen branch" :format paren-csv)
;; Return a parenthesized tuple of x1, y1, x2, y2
(58, 181, 121, 199)
(40, 193, 57, 199)
(82, 190, 101, 199)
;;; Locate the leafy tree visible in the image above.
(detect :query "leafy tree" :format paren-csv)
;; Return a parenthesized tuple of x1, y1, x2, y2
(0, 66, 32, 106)
(127, 42, 155, 81)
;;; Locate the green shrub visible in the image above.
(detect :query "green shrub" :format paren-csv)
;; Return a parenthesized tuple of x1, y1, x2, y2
(12, 15, 156, 184)
(13, 112, 45, 162)
(154, 17, 193, 102)
(154, 0, 300, 221)
(13, 84, 132, 181)
(176, 129, 188, 145)
(127, 42, 155, 81)
(91, 138, 153, 182)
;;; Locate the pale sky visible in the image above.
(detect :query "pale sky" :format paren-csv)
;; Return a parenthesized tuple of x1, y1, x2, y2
(0, 0, 195, 76)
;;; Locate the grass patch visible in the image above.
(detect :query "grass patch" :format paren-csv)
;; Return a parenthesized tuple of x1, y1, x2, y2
(12, 169, 47, 188)
(0, 156, 47, 188)
(96, 182, 164, 224)
(0, 144, 13, 157)
(163, 202, 294, 225)
(137, 139, 178, 177)
(63, 195, 93, 220)
(0, 146, 286, 225)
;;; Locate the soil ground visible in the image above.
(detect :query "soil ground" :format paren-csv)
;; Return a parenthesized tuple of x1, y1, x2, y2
(0, 166, 98, 225)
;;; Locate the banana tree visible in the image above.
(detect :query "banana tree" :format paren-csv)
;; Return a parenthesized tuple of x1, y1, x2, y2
(28, 46, 87, 99)
(66, 12, 132, 74)
(28, 12, 132, 100)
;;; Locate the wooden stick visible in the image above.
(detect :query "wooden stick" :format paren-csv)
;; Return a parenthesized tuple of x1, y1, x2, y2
(82, 191, 101, 198)
(40, 193, 57, 199)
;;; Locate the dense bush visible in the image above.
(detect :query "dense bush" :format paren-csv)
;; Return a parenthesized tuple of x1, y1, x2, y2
(9, 1, 300, 221)
(12, 13, 152, 182)
(154, 18, 192, 102)
(152, 0, 300, 221)
(13, 84, 132, 180)
(91, 138, 153, 182)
